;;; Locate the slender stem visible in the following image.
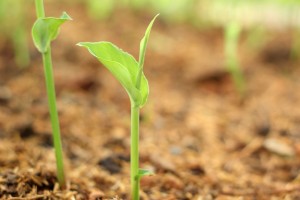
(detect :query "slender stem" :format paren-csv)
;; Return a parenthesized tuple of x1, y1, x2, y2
(42, 48, 66, 188)
(34, 0, 66, 188)
(225, 21, 245, 95)
(35, 0, 45, 18)
(131, 104, 140, 200)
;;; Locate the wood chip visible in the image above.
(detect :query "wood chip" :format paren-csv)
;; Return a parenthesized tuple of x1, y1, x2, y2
(263, 138, 295, 157)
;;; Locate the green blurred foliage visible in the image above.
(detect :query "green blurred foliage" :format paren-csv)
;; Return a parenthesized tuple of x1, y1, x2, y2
(0, 0, 30, 67)
(87, 0, 116, 20)
(224, 22, 246, 95)
(1, 0, 300, 68)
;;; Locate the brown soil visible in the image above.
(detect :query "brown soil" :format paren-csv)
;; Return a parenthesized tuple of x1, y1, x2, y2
(1, 3, 300, 200)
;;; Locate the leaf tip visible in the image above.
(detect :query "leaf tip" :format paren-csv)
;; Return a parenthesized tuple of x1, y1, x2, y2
(76, 42, 89, 48)
(61, 12, 72, 20)
(136, 168, 155, 180)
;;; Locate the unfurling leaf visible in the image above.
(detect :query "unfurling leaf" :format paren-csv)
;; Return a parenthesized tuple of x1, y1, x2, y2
(135, 169, 154, 180)
(77, 15, 158, 107)
(139, 14, 159, 70)
(32, 12, 72, 53)
(136, 14, 159, 106)
(77, 42, 149, 106)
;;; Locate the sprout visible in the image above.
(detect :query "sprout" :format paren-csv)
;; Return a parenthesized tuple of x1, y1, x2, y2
(32, 0, 71, 188)
(0, 0, 30, 68)
(224, 21, 246, 95)
(78, 14, 159, 200)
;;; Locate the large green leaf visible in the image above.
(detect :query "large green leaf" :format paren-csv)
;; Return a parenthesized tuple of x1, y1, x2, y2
(32, 12, 71, 53)
(77, 42, 148, 105)
(77, 15, 158, 107)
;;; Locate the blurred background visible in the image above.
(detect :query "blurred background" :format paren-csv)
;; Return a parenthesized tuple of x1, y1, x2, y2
(1, 0, 300, 68)
(1, 0, 300, 199)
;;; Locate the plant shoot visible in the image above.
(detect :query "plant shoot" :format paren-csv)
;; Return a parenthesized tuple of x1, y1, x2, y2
(77, 14, 159, 200)
(224, 21, 246, 95)
(32, 0, 71, 188)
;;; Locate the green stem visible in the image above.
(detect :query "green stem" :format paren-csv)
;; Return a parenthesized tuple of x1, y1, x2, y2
(13, 24, 30, 68)
(42, 48, 66, 188)
(225, 21, 245, 95)
(35, 0, 45, 18)
(131, 104, 140, 200)
(34, 0, 65, 188)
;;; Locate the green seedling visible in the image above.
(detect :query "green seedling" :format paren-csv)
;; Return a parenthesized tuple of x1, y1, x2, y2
(78, 15, 159, 200)
(290, 30, 300, 60)
(0, 0, 30, 68)
(32, 0, 71, 188)
(224, 21, 246, 95)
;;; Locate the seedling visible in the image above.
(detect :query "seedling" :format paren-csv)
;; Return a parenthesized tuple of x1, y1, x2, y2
(291, 30, 300, 60)
(32, 0, 71, 188)
(77, 15, 159, 200)
(0, 0, 30, 67)
(224, 21, 246, 95)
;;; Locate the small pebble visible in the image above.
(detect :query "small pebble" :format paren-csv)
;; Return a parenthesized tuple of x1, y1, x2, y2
(0, 87, 12, 103)
(170, 146, 182, 155)
(263, 138, 295, 157)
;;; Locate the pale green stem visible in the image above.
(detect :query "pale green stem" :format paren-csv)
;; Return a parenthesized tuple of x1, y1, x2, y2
(13, 25, 30, 68)
(35, 0, 45, 18)
(34, 0, 66, 188)
(42, 49, 66, 188)
(225, 22, 245, 95)
(131, 104, 140, 200)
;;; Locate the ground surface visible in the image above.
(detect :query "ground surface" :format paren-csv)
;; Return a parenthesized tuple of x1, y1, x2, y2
(1, 2, 300, 200)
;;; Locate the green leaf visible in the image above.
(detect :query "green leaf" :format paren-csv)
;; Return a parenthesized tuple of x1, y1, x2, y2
(139, 14, 159, 70)
(32, 12, 72, 53)
(77, 15, 158, 107)
(135, 169, 154, 180)
(77, 42, 148, 105)
(136, 14, 159, 107)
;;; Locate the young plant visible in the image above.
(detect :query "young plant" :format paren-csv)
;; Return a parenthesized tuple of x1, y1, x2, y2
(77, 15, 159, 200)
(0, 0, 30, 67)
(291, 29, 300, 60)
(32, 0, 71, 188)
(224, 21, 246, 95)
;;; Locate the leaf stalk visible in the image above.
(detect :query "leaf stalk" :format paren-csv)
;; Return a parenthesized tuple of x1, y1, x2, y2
(131, 104, 140, 200)
(35, 0, 45, 18)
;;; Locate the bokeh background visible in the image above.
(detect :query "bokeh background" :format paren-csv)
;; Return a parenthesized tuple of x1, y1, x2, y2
(1, 0, 300, 199)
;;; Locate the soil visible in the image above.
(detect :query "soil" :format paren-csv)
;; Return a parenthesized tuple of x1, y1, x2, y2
(1, 2, 300, 200)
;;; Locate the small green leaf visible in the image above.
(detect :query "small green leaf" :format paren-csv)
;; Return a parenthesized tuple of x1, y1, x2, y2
(135, 169, 154, 180)
(139, 14, 159, 70)
(32, 12, 72, 53)
(136, 14, 159, 107)
(77, 41, 149, 106)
